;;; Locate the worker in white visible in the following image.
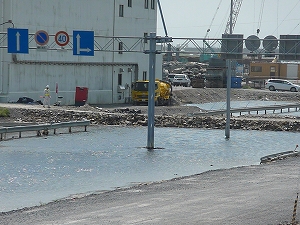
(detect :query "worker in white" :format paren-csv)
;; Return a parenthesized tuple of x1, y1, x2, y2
(43, 85, 51, 108)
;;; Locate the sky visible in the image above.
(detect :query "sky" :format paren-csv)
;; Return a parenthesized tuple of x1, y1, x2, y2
(156, 0, 300, 44)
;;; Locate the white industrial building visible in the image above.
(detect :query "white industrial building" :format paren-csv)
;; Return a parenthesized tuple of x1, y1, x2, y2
(0, 0, 162, 105)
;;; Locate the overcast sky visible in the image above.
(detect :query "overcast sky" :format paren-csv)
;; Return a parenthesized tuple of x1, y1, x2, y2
(157, 0, 300, 43)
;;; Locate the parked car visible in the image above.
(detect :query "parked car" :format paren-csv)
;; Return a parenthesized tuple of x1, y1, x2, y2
(166, 74, 176, 84)
(172, 74, 191, 87)
(265, 79, 300, 92)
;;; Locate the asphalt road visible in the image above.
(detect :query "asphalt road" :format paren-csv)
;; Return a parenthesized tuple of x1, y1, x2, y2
(1, 157, 299, 225)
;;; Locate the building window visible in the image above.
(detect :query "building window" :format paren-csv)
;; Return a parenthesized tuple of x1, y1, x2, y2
(251, 66, 262, 72)
(119, 5, 124, 17)
(143, 71, 147, 80)
(144, 32, 148, 43)
(270, 66, 276, 72)
(128, 0, 132, 7)
(144, 0, 149, 9)
(118, 74, 122, 85)
(118, 42, 123, 54)
(151, 0, 155, 9)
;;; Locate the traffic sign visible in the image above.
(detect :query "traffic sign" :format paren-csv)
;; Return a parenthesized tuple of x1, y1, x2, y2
(73, 30, 94, 56)
(263, 35, 278, 52)
(7, 28, 29, 54)
(221, 34, 244, 59)
(55, 31, 69, 46)
(35, 30, 49, 46)
(245, 35, 260, 52)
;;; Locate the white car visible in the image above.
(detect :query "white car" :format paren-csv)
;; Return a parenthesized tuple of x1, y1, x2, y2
(172, 74, 191, 87)
(265, 79, 300, 92)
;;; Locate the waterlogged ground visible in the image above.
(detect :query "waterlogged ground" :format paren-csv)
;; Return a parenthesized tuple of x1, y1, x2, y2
(1, 125, 299, 212)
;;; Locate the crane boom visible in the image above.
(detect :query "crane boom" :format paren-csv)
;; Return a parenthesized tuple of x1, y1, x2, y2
(224, 0, 243, 34)
(157, 0, 168, 37)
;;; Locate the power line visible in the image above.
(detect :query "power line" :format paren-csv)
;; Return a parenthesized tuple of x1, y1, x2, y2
(205, 0, 223, 37)
(273, 0, 300, 35)
(256, 0, 265, 35)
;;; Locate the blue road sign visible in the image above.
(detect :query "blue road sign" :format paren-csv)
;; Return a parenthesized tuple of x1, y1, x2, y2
(7, 28, 29, 54)
(73, 31, 94, 56)
(34, 30, 49, 46)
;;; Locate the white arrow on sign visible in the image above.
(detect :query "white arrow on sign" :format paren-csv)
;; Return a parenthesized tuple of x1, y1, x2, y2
(76, 34, 91, 54)
(16, 32, 20, 51)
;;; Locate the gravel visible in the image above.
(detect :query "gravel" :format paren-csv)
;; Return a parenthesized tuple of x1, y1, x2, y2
(1, 87, 300, 130)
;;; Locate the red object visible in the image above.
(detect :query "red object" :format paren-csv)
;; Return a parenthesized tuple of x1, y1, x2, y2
(75, 87, 88, 106)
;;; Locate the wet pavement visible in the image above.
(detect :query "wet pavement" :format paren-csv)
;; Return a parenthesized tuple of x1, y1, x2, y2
(1, 156, 299, 225)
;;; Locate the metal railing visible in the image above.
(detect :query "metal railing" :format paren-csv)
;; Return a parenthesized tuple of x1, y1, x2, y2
(0, 120, 90, 140)
(189, 103, 300, 117)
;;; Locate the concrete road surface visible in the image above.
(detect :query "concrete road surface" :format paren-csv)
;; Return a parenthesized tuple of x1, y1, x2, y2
(0, 157, 300, 225)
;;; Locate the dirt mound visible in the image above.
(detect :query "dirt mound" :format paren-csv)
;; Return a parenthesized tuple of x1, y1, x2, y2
(172, 87, 300, 104)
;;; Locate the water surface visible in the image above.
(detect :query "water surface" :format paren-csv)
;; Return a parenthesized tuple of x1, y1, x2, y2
(0, 126, 298, 212)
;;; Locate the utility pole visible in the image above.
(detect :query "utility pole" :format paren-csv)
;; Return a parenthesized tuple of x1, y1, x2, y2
(146, 33, 156, 149)
(145, 33, 172, 149)
(225, 60, 232, 139)
(225, 0, 234, 139)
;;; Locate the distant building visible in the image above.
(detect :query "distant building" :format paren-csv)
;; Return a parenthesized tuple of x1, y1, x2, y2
(249, 61, 300, 81)
(0, 0, 161, 105)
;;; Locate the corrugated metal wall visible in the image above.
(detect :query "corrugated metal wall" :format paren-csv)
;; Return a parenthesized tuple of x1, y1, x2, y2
(286, 64, 299, 79)
(8, 63, 116, 104)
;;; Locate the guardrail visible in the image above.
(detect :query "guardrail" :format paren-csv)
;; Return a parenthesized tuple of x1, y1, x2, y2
(260, 150, 300, 164)
(0, 120, 90, 141)
(189, 103, 300, 117)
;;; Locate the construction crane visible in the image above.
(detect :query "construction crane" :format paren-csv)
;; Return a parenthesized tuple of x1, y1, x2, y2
(201, 0, 243, 61)
(157, 0, 173, 62)
(201, 0, 223, 60)
(224, 0, 243, 34)
(203, 0, 222, 47)
(157, 0, 168, 37)
(204, 0, 243, 88)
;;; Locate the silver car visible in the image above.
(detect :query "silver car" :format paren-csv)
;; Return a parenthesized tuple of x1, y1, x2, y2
(172, 74, 191, 87)
(265, 79, 300, 92)
(166, 74, 176, 84)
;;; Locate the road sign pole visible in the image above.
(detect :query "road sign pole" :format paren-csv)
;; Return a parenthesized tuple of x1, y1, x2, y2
(147, 33, 156, 150)
(225, 59, 231, 139)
